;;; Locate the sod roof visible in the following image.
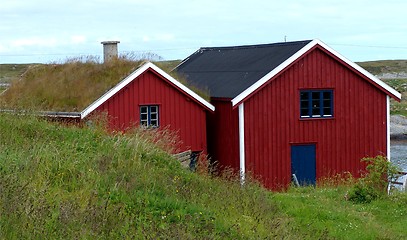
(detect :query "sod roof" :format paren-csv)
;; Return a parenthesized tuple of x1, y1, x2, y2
(0, 58, 182, 112)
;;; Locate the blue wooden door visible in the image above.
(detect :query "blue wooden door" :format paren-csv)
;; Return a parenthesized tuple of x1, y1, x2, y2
(291, 144, 316, 185)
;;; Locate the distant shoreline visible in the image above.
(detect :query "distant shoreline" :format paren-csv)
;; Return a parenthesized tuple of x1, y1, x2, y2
(391, 138, 407, 144)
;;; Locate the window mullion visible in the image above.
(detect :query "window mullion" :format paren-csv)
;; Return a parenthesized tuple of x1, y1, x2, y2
(148, 106, 151, 126)
(319, 91, 323, 117)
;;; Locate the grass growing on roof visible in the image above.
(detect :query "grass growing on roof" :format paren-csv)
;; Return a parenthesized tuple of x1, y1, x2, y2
(0, 56, 145, 111)
(0, 55, 210, 112)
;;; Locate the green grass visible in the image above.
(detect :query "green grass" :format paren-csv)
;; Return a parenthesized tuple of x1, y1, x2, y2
(0, 64, 32, 83)
(0, 57, 209, 112)
(0, 113, 290, 239)
(0, 57, 146, 111)
(355, 60, 407, 116)
(273, 186, 407, 239)
(383, 78, 407, 116)
(357, 60, 407, 76)
(0, 114, 406, 239)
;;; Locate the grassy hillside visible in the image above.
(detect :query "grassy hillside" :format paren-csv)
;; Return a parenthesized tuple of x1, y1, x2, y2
(0, 64, 31, 83)
(357, 60, 407, 76)
(0, 114, 406, 239)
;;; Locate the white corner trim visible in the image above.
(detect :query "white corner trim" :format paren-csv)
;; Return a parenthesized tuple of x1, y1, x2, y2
(231, 39, 401, 107)
(386, 95, 391, 161)
(81, 62, 214, 119)
(238, 103, 246, 184)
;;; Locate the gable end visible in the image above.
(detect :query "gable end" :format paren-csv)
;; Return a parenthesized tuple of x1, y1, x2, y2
(81, 62, 215, 119)
(231, 39, 401, 107)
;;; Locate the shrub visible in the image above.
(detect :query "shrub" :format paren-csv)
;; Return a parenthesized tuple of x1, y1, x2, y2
(347, 156, 399, 203)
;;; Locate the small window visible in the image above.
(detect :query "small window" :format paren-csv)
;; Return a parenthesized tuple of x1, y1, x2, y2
(140, 105, 159, 127)
(300, 90, 333, 118)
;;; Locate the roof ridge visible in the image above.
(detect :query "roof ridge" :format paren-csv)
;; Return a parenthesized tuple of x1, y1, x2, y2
(199, 40, 312, 51)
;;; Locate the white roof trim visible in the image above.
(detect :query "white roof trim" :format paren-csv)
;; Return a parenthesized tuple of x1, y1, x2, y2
(232, 39, 401, 106)
(81, 62, 214, 119)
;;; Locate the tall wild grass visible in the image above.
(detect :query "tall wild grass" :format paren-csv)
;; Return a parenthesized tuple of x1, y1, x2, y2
(0, 54, 210, 112)
(1, 114, 406, 239)
(0, 114, 288, 239)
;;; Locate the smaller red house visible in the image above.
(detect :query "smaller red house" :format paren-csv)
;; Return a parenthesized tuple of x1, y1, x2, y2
(1, 61, 214, 158)
(79, 62, 215, 154)
(176, 39, 402, 189)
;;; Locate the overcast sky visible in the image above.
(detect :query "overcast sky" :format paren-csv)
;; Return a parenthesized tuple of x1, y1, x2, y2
(1, 0, 407, 63)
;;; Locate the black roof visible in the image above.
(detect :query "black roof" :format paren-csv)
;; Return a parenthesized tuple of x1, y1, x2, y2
(175, 40, 312, 99)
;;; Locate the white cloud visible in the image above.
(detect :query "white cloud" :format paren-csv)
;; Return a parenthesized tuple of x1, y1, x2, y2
(70, 35, 87, 44)
(11, 37, 58, 48)
(142, 36, 150, 42)
(142, 34, 175, 43)
(0, 43, 7, 53)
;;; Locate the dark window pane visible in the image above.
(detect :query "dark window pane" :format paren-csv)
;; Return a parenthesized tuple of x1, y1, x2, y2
(140, 106, 147, 113)
(323, 107, 332, 116)
(312, 107, 320, 116)
(300, 91, 310, 117)
(300, 92, 309, 101)
(312, 99, 320, 108)
(312, 92, 320, 100)
(140, 119, 148, 126)
(323, 91, 331, 100)
(301, 108, 309, 117)
(300, 100, 309, 108)
(312, 91, 321, 116)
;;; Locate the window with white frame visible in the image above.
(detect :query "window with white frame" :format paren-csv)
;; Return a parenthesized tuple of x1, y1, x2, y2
(140, 105, 159, 127)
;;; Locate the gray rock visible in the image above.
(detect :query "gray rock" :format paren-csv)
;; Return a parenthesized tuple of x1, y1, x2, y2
(391, 115, 407, 139)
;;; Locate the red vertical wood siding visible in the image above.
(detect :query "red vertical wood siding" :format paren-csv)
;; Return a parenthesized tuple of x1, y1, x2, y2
(243, 47, 387, 190)
(95, 69, 208, 153)
(207, 99, 240, 172)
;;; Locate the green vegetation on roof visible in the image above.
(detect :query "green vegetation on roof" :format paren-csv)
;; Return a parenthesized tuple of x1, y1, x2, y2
(0, 56, 209, 112)
(0, 57, 145, 111)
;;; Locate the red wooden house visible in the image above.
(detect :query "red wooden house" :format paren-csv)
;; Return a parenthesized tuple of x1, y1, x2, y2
(84, 62, 214, 154)
(86, 62, 215, 155)
(176, 39, 402, 189)
(46, 62, 215, 155)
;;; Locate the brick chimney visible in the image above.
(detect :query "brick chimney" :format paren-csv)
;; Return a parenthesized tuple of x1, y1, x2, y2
(101, 41, 120, 62)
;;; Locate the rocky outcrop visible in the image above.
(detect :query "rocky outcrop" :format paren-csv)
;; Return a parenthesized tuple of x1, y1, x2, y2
(376, 72, 407, 79)
(391, 115, 407, 140)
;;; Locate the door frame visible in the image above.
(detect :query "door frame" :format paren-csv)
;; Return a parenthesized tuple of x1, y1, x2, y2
(290, 143, 317, 186)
